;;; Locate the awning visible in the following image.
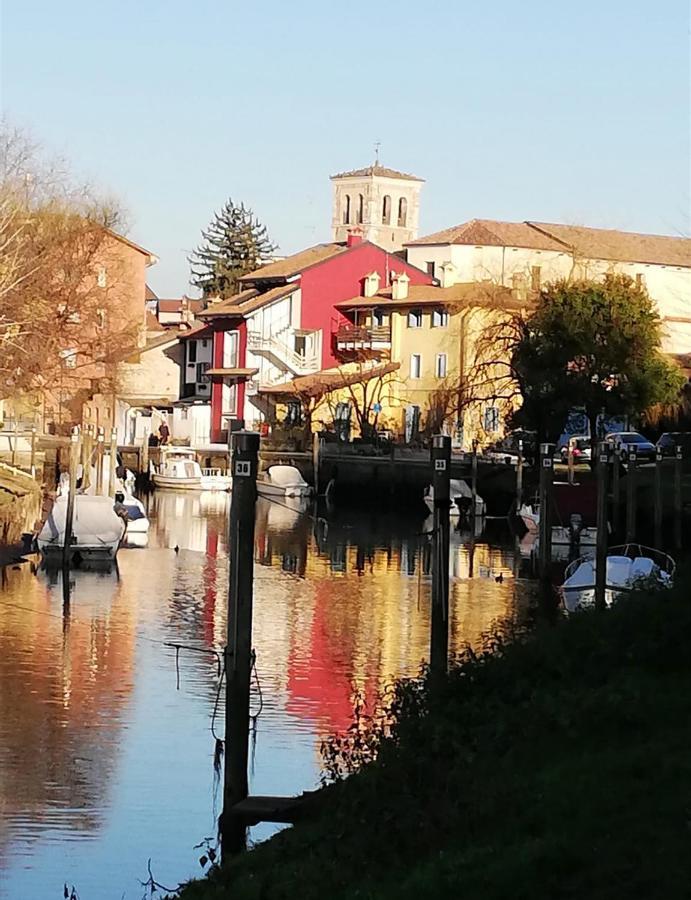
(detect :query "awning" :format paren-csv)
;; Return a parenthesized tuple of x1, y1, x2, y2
(206, 367, 259, 383)
(259, 362, 400, 399)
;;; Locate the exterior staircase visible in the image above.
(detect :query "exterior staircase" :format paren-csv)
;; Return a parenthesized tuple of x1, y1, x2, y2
(247, 328, 319, 377)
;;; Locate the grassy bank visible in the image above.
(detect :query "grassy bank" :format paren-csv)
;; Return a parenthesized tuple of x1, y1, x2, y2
(177, 585, 691, 900)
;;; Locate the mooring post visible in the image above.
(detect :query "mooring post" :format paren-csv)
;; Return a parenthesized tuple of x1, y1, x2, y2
(81, 425, 93, 493)
(11, 419, 18, 468)
(222, 431, 259, 859)
(30, 426, 37, 479)
(108, 427, 118, 497)
(62, 427, 81, 570)
(141, 431, 150, 480)
(611, 445, 621, 536)
(538, 443, 553, 579)
(625, 444, 638, 542)
(95, 426, 105, 495)
(312, 430, 320, 496)
(470, 439, 478, 518)
(430, 434, 451, 678)
(594, 442, 609, 610)
(674, 445, 683, 550)
(516, 438, 524, 510)
(654, 445, 663, 548)
(567, 439, 574, 486)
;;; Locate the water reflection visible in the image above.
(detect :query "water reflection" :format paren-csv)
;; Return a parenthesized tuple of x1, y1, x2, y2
(0, 491, 533, 897)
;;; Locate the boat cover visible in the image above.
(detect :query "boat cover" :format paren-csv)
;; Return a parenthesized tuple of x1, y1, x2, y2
(39, 495, 126, 548)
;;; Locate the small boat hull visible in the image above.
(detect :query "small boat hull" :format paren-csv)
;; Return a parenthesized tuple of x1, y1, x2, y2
(38, 495, 126, 563)
(257, 465, 312, 499)
(153, 474, 203, 491)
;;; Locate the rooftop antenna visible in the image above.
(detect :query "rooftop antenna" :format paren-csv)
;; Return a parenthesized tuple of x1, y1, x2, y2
(374, 141, 381, 166)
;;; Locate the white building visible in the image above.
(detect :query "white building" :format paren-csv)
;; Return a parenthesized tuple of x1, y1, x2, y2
(405, 219, 691, 356)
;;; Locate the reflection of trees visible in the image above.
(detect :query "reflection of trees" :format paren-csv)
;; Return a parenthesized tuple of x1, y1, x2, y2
(0, 566, 135, 850)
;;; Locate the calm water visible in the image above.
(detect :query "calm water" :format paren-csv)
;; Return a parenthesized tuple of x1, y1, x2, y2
(0, 492, 534, 898)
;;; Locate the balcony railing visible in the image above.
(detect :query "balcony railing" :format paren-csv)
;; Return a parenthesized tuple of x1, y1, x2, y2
(335, 325, 391, 347)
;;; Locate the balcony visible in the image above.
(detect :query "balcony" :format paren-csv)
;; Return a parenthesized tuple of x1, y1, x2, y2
(334, 324, 391, 358)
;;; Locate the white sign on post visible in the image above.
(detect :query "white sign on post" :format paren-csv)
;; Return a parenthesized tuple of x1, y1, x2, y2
(435, 459, 447, 471)
(235, 460, 251, 477)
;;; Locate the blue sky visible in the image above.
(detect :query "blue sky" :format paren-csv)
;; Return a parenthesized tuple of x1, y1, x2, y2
(1, 0, 689, 296)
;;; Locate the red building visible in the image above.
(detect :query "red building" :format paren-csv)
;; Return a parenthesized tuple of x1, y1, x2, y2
(197, 234, 434, 444)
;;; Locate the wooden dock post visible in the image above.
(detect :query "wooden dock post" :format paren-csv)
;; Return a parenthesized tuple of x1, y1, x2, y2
(141, 435, 149, 480)
(222, 431, 260, 859)
(81, 425, 94, 493)
(537, 443, 553, 579)
(470, 440, 478, 518)
(516, 439, 524, 510)
(95, 426, 105, 495)
(62, 427, 81, 570)
(108, 428, 118, 496)
(654, 446, 663, 548)
(611, 446, 621, 535)
(312, 431, 320, 496)
(674, 445, 683, 550)
(430, 435, 451, 678)
(567, 439, 574, 485)
(625, 444, 638, 542)
(594, 442, 609, 610)
(11, 420, 18, 468)
(30, 426, 37, 479)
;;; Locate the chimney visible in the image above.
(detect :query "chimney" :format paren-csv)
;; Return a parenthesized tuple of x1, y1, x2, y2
(180, 296, 191, 325)
(363, 271, 381, 298)
(391, 271, 410, 300)
(347, 228, 364, 248)
(439, 261, 457, 289)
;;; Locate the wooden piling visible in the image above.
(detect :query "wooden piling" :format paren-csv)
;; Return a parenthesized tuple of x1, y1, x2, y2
(62, 427, 81, 570)
(537, 443, 553, 579)
(611, 446, 621, 535)
(30, 426, 37, 479)
(516, 439, 524, 510)
(594, 442, 609, 610)
(674, 445, 683, 550)
(653, 446, 663, 548)
(81, 425, 93, 493)
(430, 435, 451, 678)
(470, 440, 478, 518)
(95, 426, 105, 495)
(11, 420, 18, 468)
(141, 435, 149, 479)
(312, 431, 320, 496)
(222, 431, 260, 859)
(108, 428, 118, 496)
(625, 445, 637, 542)
(567, 439, 574, 485)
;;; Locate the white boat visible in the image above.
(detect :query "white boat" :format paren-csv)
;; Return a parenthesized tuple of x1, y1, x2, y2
(37, 495, 126, 562)
(424, 479, 486, 519)
(152, 448, 232, 492)
(116, 491, 150, 534)
(257, 465, 312, 498)
(518, 504, 597, 546)
(560, 543, 675, 612)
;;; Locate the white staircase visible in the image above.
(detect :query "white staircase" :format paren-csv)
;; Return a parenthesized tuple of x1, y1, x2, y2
(247, 329, 319, 377)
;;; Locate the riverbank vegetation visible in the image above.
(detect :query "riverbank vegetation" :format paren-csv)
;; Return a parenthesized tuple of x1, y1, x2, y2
(177, 583, 691, 899)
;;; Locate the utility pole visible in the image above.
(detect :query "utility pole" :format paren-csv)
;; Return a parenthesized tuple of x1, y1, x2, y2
(430, 435, 451, 678)
(62, 427, 81, 570)
(594, 442, 609, 610)
(625, 445, 637, 542)
(222, 432, 259, 859)
(537, 443, 553, 580)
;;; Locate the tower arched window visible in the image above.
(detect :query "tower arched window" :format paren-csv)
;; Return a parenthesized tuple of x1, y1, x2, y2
(382, 195, 391, 225)
(343, 194, 351, 225)
(398, 197, 408, 227)
(357, 194, 364, 224)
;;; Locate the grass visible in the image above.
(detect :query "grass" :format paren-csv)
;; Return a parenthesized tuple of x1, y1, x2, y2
(176, 584, 691, 900)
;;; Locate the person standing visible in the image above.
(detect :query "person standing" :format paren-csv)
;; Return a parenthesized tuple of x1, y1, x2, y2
(158, 420, 170, 446)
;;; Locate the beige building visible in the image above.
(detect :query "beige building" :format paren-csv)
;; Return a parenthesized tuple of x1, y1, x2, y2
(330, 164, 423, 250)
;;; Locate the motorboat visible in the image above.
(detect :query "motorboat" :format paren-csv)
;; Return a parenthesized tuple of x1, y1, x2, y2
(37, 495, 126, 562)
(152, 447, 232, 492)
(115, 491, 150, 534)
(560, 543, 675, 612)
(256, 465, 312, 498)
(424, 479, 486, 520)
(518, 504, 597, 547)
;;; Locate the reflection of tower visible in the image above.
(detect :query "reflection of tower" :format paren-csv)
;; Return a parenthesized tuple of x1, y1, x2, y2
(330, 162, 424, 250)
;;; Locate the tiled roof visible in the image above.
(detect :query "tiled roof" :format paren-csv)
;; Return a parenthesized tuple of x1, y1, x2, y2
(145, 309, 164, 333)
(408, 218, 691, 267)
(157, 297, 204, 313)
(331, 164, 424, 182)
(238, 243, 347, 283)
(259, 362, 400, 398)
(336, 282, 525, 310)
(201, 285, 299, 318)
(145, 285, 158, 301)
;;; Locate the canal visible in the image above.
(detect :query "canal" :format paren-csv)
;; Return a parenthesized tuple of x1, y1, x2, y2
(0, 492, 536, 898)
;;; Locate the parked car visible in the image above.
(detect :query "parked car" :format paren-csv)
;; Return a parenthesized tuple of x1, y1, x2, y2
(558, 435, 592, 464)
(656, 432, 691, 460)
(484, 431, 536, 466)
(604, 431, 656, 462)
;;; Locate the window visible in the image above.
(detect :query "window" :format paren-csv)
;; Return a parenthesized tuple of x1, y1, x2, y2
(484, 406, 500, 433)
(343, 194, 351, 225)
(372, 308, 386, 327)
(357, 194, 364, 224)
(531, 266, 541, 291)
(407, 308, 423, 328)
(188, 341, 197, 363)
(432, 308, 448, 328)
(97, 266, 107, 288)
(201, 338, 209, 348)
(224, 331, 239, 368)
(197, 362, 210, 383)
(382, 195, 391, 225)
(179, 407, 189, 421)
(294, 335, 306, 356)
(410, 354, 422, 379)
(426, 261, 435, 278)
(398, 197, 407, 227)
(435, 353, 447, 378)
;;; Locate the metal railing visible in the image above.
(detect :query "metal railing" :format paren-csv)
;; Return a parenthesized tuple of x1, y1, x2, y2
(247, 330, 319, 375)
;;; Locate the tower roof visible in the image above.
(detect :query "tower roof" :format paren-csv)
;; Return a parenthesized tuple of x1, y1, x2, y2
(330, 164, 424, 183)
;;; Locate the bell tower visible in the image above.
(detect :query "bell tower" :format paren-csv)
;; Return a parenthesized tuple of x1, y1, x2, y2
(330, 160, 424, 250)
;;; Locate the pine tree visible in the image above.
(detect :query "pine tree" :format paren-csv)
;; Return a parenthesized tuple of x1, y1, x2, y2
(189, 199, 277, 298)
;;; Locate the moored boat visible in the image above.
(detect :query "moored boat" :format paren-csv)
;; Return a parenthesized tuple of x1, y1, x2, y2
(257, 465, 312, 498)
(560, 543, 675, 612)
(37, 495, 126, 562)
(424, 479, 486, 519)
(152, 448, 232, 492)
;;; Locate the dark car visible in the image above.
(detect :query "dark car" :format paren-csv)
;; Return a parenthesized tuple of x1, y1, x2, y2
(604, 431, 656, 463)
(656, 432, 691, 462)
